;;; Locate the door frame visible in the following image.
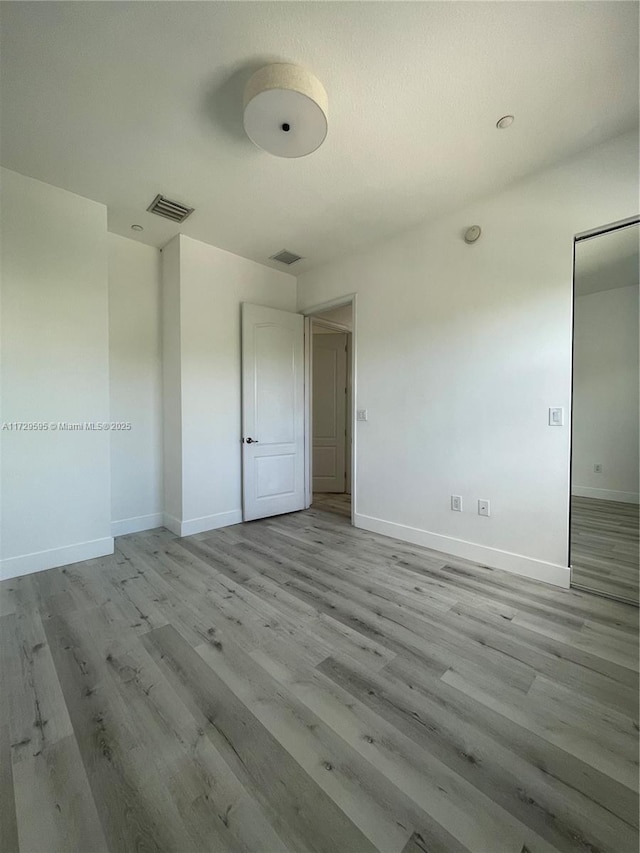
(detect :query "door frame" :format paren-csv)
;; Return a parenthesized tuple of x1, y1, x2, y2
(569, 214, 639, 599)
(301, 295, 357, 525)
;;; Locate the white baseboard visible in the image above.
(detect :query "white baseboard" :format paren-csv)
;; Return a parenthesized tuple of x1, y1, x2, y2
(163, 509, 243, 537)
(571, 486, 639, 504)
(111, 513, 164, 537)
(354, 512, 570, 588)
(0, 537, 114, 581)
(162, 512, 182, 536)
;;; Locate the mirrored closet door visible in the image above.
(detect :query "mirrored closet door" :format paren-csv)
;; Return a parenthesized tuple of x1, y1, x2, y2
(571, 218, 639, 604)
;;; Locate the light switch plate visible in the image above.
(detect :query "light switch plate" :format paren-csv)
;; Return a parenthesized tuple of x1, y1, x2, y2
(451, 495, 462, 512)
(357, 409, 368, 422)
(548, 407, 564, 426)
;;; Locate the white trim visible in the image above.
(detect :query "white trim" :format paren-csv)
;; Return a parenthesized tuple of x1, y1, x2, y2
(312, 317, 352, 333)
(350, 295, 357, 523)
(301, 293, 358, 317)
(354, 512, 570, 588)
(0, 537, 114, 581)
(571, 486, 639, 504)
(163, 509, 243, 537)
(346, 331, 353, 496)
(111, 513, 164, 537)
(304, 315, 312, 509)
(181, 510, 243, 536)
(162, 512, 183, 536)
(575, 214, 639, 242)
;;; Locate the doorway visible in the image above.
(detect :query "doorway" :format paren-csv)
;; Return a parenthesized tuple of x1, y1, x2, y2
(570, 216, 639, 605)
(304, 299, 355, 522)
(240, 298, 355, 525)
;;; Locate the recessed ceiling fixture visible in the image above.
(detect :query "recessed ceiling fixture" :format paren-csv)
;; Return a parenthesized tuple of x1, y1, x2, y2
(243, 64, 328, 158)
(496, 115, 514, 129)
(131, 224, 144, 232)
(147, 194, 194, 223)
(270, 249, 303, 265)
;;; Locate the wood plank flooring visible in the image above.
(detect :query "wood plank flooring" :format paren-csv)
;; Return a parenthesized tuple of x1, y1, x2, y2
(312, 491, 352, 517)
(571, 496, 639, 604)
(1, 505, 638, 853)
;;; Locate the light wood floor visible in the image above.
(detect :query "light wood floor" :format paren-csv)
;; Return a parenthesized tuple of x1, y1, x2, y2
(1, 505, 638, 853)
(571, 497, 639, 605)
(313, 491, 352, 517)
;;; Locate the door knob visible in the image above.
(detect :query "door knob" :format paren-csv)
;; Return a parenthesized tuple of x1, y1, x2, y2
(245, 437, 259, 444)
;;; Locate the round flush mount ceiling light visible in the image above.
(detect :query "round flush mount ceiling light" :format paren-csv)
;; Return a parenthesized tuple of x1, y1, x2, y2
(496, 114, 514, 129)
(464, 225, 482, 244)
(131, 224, 144, 232)
(243, 63, 328, 158)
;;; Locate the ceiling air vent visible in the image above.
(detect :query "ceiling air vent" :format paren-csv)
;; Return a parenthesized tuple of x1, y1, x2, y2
(270, 249, 303, 265)
(146, 194, 194, 223)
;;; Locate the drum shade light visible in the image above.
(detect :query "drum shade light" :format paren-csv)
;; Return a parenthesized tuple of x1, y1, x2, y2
(243, 64, 328, 158)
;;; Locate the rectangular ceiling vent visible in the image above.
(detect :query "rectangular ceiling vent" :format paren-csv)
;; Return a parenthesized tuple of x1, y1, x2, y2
(270, 249, 303, 266)
(147, 194, 194, 223)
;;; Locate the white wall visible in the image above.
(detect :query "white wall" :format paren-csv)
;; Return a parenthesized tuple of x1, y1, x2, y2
(162, 235, 183, 526)
(572, 284, 639, 503)
(108, 233, 164, 534)
(162, 234, 297, 535)
(0, 168, 112, 578)
(297, 131, 640, 586)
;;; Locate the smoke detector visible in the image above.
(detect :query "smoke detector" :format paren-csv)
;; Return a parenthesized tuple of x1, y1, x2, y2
(496, 115, 514, 129)
(464, 225, 482, 244)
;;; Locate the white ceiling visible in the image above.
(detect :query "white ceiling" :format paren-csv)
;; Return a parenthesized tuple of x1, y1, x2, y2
(575, 224, 639, 296)
(1, 1, 638, 274)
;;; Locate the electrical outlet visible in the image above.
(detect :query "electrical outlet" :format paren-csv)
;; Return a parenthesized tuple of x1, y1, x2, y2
(356, 409, 368, 422)
(594, 463, 603, 473)
(451, 495, 462, 512)
(478, 499, 490, 517)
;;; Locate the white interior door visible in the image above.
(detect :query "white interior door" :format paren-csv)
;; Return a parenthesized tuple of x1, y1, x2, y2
(312, 332, 347, 493)
(242, 303, 305, 521)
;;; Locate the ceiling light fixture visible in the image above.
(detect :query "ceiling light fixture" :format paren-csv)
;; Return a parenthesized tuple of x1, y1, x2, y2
(496, 115, 514, 129)
(243, 63, 328, 158)
(131, 224, 144, 232)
